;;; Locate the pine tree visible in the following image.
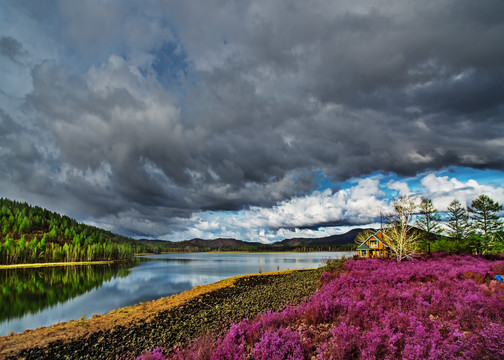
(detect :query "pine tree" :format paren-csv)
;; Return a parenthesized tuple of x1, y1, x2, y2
(446, 200, 470, 252)
(468, 194, 503, 254)
(28, 236, 39, 262)
(4, 235, 14, 264)
(19, 217, 32, 233)
(416, 197, 441, 254)
(49, 226, 58, 240)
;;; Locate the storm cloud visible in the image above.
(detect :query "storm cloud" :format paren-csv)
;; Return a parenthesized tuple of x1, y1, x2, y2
(0, 0, 503, 239)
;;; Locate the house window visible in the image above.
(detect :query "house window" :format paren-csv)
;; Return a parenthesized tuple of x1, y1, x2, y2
(361, 250, 367, 257)
(370, 240, 378, 248)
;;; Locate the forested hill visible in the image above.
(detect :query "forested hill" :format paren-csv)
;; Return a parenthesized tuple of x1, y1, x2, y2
(0, 198, 148, 264)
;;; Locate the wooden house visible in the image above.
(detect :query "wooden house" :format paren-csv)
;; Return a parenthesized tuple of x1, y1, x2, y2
(356, 230, 392, 259)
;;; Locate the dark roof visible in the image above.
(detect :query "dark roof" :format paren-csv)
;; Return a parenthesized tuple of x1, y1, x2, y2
(357, 242, 370, 250)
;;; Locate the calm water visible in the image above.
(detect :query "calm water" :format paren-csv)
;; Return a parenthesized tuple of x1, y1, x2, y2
(0, 252, 354, 335)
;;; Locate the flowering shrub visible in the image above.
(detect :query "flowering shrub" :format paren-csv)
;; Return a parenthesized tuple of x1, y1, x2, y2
(137, 348, 166, 360)
(209, 321, 250, 360)
(137, 255, 504, 359)
(251, 328, 304, 360)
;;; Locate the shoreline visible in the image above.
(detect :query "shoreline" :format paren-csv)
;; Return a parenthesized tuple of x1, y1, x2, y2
(207, 250, 357, 254)
(0, 268, 320, 359)
(0, 260, 125, 270)
(136, 250, 358, 255)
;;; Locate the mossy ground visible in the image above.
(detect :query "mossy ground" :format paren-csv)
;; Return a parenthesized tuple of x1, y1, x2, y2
(1, 264, 339, 360)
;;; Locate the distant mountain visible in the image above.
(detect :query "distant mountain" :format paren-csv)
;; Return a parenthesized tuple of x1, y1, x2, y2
(139, 228, 373, 250)
(186, 238, 264, 248)
(137, 237, 263, 249)
(138, 239, 177, 246)
(275, 228, 375, 247)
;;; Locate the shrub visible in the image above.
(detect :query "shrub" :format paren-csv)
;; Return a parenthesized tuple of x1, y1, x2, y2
(137, 348, 165, 360)
(251, 328, 304, 360)
(138, 255, 504, 359)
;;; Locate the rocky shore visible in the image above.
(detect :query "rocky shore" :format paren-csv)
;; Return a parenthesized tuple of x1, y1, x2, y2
(0, 267, 326, 359)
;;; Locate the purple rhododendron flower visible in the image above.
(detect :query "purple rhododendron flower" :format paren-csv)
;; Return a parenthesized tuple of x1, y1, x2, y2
(134, 255, 504, 359)
(251, 327, 304, 360)
(136, 348, 165, 360)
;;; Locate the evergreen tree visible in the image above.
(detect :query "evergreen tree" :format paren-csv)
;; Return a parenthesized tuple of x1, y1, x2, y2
(468, 194, 503, 254)
(17, 235, 26, 262)
(29, 236, 39, 261)
(49, 226, 58, 240)
(446, 199, 470, 252)
(416, 197, 441, 254)
(4, 235, 14, 264)
(19, 217, 32, 233)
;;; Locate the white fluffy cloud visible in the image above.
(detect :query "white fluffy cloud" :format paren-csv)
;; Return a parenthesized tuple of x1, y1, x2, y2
(420, 173, 504, 211)
(387, 179, 411, 196)
(162, 178, 391, 243)
(158, 172, 504, 243)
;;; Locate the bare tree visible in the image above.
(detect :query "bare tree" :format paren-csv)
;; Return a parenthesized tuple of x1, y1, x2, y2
(386, 196, 421, 262)
(354, 229, 375, 245)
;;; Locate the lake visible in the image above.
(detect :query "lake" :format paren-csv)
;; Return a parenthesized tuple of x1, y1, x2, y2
(0, 252, 354, 336)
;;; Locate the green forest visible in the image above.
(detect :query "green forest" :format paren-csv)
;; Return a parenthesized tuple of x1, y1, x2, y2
(0, 198, 149, 264)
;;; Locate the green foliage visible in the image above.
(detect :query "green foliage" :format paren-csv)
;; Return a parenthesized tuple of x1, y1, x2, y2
(431, 236, 470, 253)
(416, 197, 441, 254)
(468, 194, 504, 254)
(0, 198, 139, 264)
(18, 217, 32, 233)
(48, 226, 58, 240)
(446, 199, 471, 252)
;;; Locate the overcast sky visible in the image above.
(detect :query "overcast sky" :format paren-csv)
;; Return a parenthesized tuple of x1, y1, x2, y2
(1, 0, 503, 242)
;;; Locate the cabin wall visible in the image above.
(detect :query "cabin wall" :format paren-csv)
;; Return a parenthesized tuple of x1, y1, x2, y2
(358, 234, 391, 259)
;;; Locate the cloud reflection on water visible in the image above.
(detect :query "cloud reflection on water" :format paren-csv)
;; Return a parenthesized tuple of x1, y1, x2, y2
(0, 252, 351, 335)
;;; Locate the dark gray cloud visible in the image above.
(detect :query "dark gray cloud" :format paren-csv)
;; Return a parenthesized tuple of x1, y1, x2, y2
(0, 0, 503, 238)
(0, 36, 27, 64)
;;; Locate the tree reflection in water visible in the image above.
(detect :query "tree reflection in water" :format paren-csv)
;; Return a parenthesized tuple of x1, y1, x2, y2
(0, 262, 133, 322)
